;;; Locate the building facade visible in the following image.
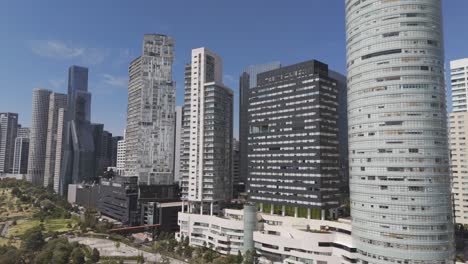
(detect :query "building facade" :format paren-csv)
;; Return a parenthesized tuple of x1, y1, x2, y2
(239, 63, 281, 186)
(0, 112, 19, 173)
(28, 89, 52, 185)
(125, 34, 176, 185)
(345, 0, 454, 262)
(177, 207, 357, 263)
(451, 58, 468, 112)
(173, 106, 183, 183)
(450, 58, 468, 226)
(180, 48, 233, 215)
(111, 136, 123, 167)
(116, 138, 126, 175)
(60, 65, 96, 194)
(247, 60, 343, 219)
(12, 136, 29, 174)
(43, 92, 67, 189)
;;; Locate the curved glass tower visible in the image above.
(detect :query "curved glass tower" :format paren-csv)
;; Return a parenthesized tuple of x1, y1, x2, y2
(345, 0, 454, 263)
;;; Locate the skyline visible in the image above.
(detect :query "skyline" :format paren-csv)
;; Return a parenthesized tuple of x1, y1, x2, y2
(1, 1, 467, 136)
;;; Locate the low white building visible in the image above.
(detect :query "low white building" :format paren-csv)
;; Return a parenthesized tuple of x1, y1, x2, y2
(177, 207, 357, 264)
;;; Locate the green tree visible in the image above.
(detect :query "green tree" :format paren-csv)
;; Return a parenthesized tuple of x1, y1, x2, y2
(90, 248, 100, 262)
(71, 248, 85, 264)
(114, 241, 121, 249)
(22, 226, 45, 252)
(237, 250, 243, 263)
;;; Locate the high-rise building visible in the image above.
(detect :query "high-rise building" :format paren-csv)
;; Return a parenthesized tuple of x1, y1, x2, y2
(53, 108, 66, 193)
(0, 112, 19, 173)
(43, 92, 67, 189)
(12, 127, 30, 174)
(60, 66, 96, 194)
(111, 136, 123, 167)
(450, 58, 468, 225)
(116, 138, 126, 176)
(125, 34, 176, 185)
(247, 60, 343, 219)
(180, 47, 233, 215)
(28, 89, 52, 184)
(173, 106, 183, 183)
(239, 62, 281, 185)
(345, 0, 454, 262)
(450, 58, 468, 112)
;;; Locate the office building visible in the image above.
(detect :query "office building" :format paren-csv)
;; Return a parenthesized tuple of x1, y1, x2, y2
(116, 138, 126, 175)
(177, 207, 357, 263)
(60, 65, 96, 194)
(239, 62, 281, 185)
(180, 48, 234, 215)
(247, 60, 343, 219)
(173, 106, 183, 183)
(125, 34, 176, 185)
(53, 108, 66, 192)
(0, 112, 18, 173)
(28, 89, 52, 185)
(232, 138, 243, 197)
(111, 136, 123, 167)
(451, 58, 468, 112)
(345, 0, 454, 262)
(43, 92, 67, 189)
(12, 128, 30, 175)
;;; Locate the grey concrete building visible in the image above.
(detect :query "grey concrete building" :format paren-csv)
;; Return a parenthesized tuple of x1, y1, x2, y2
(180, 47, 233, 215)
(60, 65, 96, 194)
(0, 112, 19, 173)
(125, 34, 176, 185)
(247, 60, 342, 219)
(173, 106, 183, 183)
(345, 0, 454, 262)
(43, 92, 67, 189)
(239, 63, 281, 186)
(28, 89, 52, 185)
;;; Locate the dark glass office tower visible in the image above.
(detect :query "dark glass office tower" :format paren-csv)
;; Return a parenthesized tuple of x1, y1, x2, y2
(239, 63, 281, 188)
(247, 60, 344, 219)
(60, 66, 96, 195)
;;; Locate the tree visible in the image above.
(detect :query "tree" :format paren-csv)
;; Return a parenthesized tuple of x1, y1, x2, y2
(237, 250, 243, 264)
(90, 248, 100, 263)
(203, 249, 216, 263)
(243, 250, 257, 264)
(114, 241, 121, 250)
(71, 248, 85, 264)
(157, 256, 171, 264)
(22, 226, 45, 252)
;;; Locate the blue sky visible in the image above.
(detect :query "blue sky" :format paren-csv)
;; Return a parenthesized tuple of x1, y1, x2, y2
(1, 1, 467, 137)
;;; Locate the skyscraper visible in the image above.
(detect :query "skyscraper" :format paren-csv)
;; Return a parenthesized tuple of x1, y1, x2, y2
(12, 127, 30, 174)
(449, 58, 468, 225)
(239, 62, 281, 185)
(60, 66, 95, 194)
(180, 47, 233, 215)
(173, 106, 183, 183)
(125, 34, 176, 185)
(28, 89, 52, 184)
(111, 136, 123, 167)
(247, 60, 343, 219)
(44, 92, 67, 189)
(0, 112, 18, 173)
(345, 0, 454, 262)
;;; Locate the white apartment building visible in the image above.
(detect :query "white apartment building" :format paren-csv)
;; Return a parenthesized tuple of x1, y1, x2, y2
(451, 58, 468, 112)
(177, 207, 357, 264)
(116, 138, 126, 176)
(180, 48, 233, 215)
(450, 58, 468, 225)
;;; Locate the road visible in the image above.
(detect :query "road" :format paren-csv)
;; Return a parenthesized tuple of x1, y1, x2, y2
(69, 236, 186, 264)
(0, 221, 12, 237)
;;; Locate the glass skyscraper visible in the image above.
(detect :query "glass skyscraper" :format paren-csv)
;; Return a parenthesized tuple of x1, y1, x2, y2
(345, 0, 454, 262)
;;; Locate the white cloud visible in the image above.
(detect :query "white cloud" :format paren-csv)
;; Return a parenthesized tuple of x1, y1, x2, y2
(30, 40, 108, 65)
(102, 74, 128, 87)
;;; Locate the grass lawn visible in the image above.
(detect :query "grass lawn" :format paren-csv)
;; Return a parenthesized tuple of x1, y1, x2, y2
(0, 189, 37, 221)
(7, 218, 79, 238)
(0, 237, 21, 248)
